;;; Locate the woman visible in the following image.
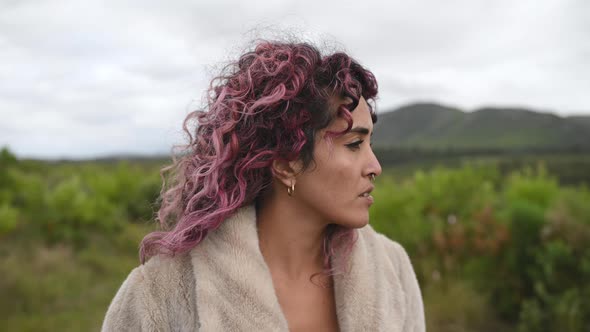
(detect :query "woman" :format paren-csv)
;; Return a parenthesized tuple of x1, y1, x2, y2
(102, 40, 425, 331)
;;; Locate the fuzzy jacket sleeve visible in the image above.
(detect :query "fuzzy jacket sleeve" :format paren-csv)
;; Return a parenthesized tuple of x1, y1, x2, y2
(101, 266, 161, 331)
(101, 254, 198, 332)
(379, 234, 426, 332)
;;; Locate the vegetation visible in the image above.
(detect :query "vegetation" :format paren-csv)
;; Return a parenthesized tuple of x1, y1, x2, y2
(371, 162, 590, 331)
(1, 146, 589, 331)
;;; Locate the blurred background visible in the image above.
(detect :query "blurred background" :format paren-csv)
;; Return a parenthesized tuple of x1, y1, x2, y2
(1, 0, 589, 331)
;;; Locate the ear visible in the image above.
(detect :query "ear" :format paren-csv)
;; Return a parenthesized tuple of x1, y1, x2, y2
(271, 159, 303, 188)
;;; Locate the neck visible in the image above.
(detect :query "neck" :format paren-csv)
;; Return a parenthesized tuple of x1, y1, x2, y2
(256, 192, 328, 281)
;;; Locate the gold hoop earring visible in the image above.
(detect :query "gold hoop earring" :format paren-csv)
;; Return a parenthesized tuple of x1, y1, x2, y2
(287, 182, 295, 196)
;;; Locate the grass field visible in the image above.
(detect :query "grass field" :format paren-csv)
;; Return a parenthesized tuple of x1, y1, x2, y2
(1, 149, 589, 331)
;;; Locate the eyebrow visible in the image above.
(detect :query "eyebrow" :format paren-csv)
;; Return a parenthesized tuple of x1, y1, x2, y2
(349, 127, 372, 135)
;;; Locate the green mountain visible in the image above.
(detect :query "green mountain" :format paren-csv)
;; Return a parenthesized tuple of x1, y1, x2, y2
(373, 103, 590, 149)
(568, 115, 590, 130)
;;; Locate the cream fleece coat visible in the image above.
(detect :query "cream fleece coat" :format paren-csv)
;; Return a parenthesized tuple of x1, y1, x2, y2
(102, 206, 425, 331)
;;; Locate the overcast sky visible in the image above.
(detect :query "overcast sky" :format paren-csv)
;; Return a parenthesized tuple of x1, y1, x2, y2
(1, 0, 589, 159)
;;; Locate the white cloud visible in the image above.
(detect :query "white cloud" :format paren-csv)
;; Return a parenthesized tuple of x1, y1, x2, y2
(0, 0, 588, 158)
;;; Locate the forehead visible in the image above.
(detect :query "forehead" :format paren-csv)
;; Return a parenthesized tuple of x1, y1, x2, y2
(327, 97, 373, 132)
(350, 98, 372, 127)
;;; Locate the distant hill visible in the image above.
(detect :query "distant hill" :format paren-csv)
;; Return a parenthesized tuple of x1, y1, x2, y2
(568, 115, 590, 130)
(373, 103, 590, 149)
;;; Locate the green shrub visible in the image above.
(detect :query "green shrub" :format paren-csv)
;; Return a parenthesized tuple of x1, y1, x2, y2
(44, 176, 125, 245)
(0, 203, 19, 234)
(372, 162, 590, 329)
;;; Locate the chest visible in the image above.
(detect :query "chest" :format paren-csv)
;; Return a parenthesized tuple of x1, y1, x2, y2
(273, 276, 339, 332)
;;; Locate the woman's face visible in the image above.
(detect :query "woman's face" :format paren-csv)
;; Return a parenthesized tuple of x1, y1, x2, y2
(293, 97, 382, 228)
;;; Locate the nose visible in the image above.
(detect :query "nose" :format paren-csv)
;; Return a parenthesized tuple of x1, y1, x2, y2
(365, 147, 382, 178)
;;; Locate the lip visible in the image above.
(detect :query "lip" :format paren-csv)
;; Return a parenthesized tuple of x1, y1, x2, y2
(359, 185, 375, 205)
(361, 194, 374, 205)
(359, 185, 375, 197)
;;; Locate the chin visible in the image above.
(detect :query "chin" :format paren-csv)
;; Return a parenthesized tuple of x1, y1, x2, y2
(336, 213, 370, 229)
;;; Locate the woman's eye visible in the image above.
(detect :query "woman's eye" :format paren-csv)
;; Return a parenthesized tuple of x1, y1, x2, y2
(346, 140, 364, 150)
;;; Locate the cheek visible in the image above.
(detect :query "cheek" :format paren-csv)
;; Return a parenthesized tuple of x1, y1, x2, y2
(303, 143, 359, 203)
(317, 158, 355, 196)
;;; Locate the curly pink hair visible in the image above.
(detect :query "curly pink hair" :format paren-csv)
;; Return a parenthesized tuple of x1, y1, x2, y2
(140, 41, 378, 274)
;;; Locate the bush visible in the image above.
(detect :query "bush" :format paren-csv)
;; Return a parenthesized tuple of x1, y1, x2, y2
(0, 203, 19, 235)
(371, 163, 590, 330)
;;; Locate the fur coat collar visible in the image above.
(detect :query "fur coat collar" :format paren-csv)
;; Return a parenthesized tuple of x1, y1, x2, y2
(102, 206, 425, 331)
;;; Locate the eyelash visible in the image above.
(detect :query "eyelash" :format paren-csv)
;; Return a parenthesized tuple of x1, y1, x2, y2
(346, 140, 364, 150)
